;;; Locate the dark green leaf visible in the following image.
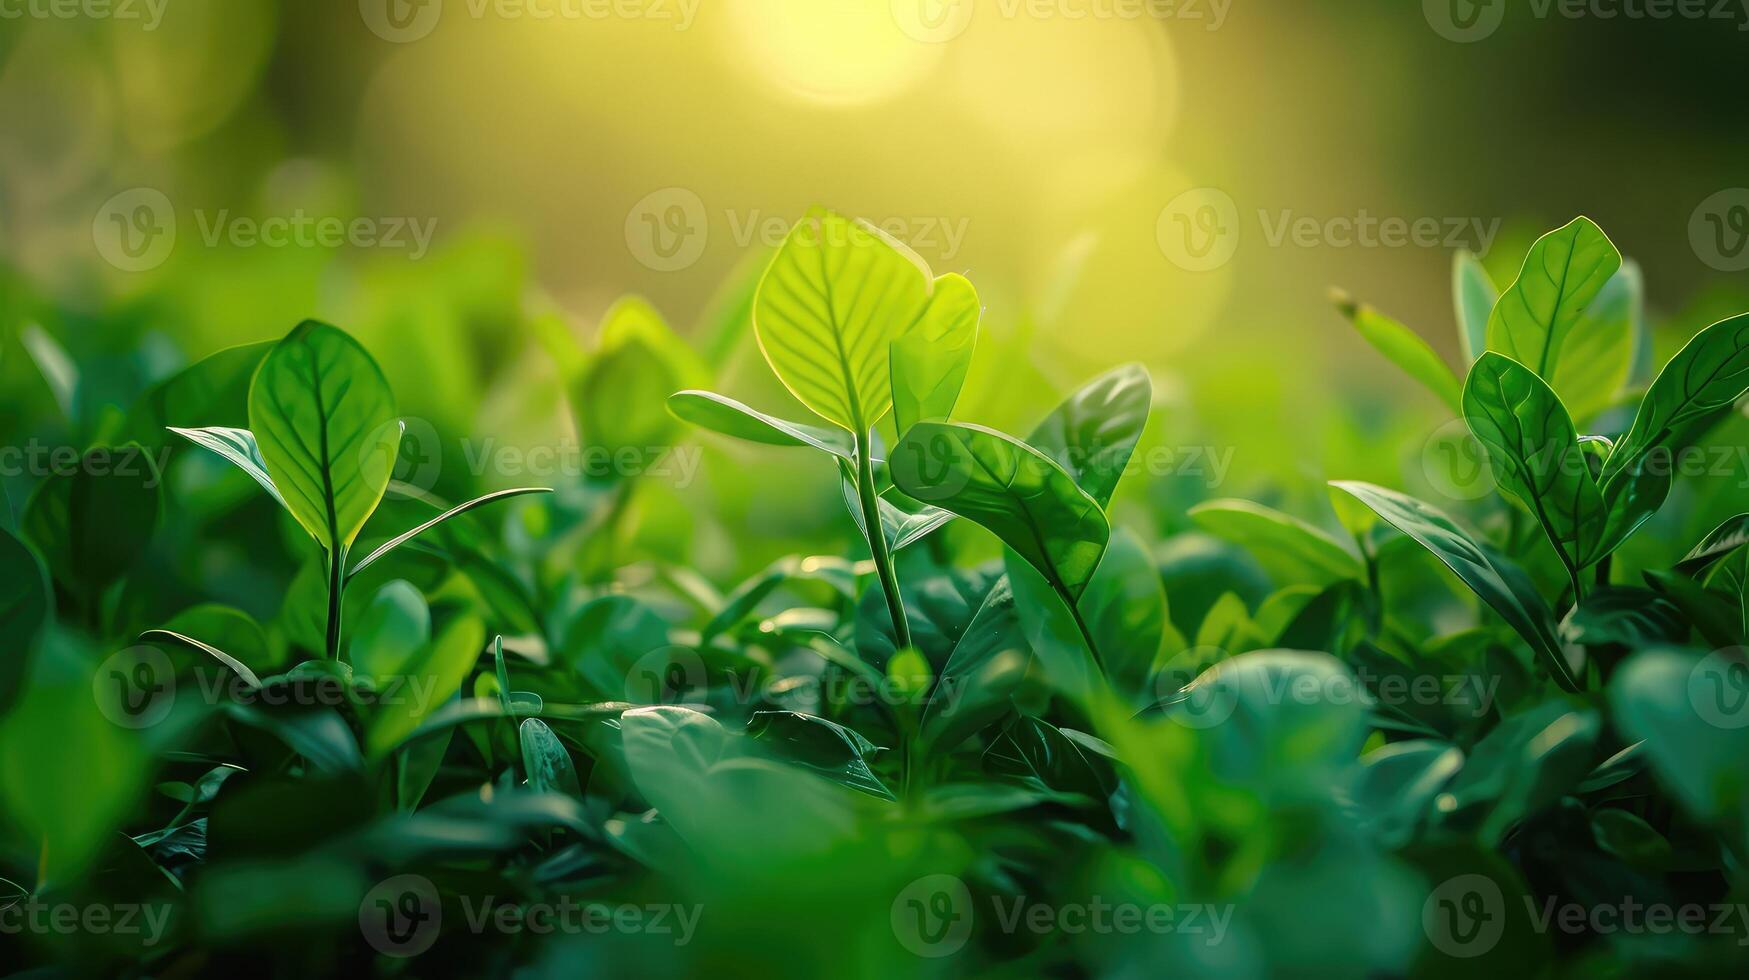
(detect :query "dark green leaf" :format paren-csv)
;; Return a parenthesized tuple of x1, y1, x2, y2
(746, 710, 894, 801)
(1026, 363, 1152, 508)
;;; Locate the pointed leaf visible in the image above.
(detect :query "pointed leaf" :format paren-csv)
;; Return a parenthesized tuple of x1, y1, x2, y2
(1484, 216, 1622, 378)
(248, 321, 401, 550)
(168, 426, 286, 508)
(891, 273, 980, 434)
(1026, 364, 1152, 508)
(1332, 290, 1461, 413)
(668, 389, 854, 458)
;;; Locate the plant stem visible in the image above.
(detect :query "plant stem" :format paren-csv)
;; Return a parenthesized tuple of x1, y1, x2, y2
(1065, 587, 1105, 673)
(325, 543, 347, 661)
(855, 429, 911, 650)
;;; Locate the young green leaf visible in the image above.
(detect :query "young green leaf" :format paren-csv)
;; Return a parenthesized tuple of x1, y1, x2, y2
(520, 718, 582, 797)
(1549, 261, 1640, 423)
(168, 426, 287, 508)
(248, 320, 401, 551)
(1453, 249, 1498, 365)
(668, 389, 854, 458)
(1604, 312, 1749, 481)
(891, 421, 1110, 602)
(1331, 289, 1461, 413)
(347, 486, 553, 581)
(890, 272, 981, 435)
(1484, 216, 1622, 379)
(752, 207, 932, 433)
(574, 297, 706, 467)
(1462, 352, 1604, 573)
(1188, 498, 1365, 586)
(1027, 364, 1151, 508)
(1330, 481, 1576, 691)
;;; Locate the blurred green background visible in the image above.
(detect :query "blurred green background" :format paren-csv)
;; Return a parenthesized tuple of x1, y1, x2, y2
(3, 0, 1747, 579)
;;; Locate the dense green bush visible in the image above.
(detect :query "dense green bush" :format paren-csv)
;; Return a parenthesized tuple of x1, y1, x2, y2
(2, 208, 1748, 977)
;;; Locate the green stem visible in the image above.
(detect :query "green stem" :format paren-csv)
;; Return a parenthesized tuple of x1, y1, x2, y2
(1065, 588, 1105, 673)
(855, 429, 911, 650)
(325, 543, 347, 661)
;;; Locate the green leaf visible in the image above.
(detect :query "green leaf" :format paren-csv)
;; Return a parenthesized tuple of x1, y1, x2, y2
(1331, 290, 1461, 413)
(1605, 312, 1749, 481)
(752, 207, 933, 432)
(1356, 740, 1464, 847)
(1484, 216, 1622, 379)
(1026, 363, 1152, 508)
(919, 578, 1029, 754)
(168, 426, 286, 508)
(1549, 261, 1641, 422)
(667, 389, 854, 459)
(22, 445, 162, 604)
(1437, 701, 1599, 844)
(1612, 648, 1749, 824)
(574, 297, 705, 466)
(1453, 249, 1498, 365)
(984, 714, 1115, 802)
(364, 612, 486, 755)
(1677, 514, 1749, 577)
(1188, 498, 1365, 587)
(347, 487, 552, 581)
(1644, 570, 1743, 649)
(890, 273, 980, 435)
(131, 341, 272, 442)
(892, 422, 1109, 602)
(348, 580, 430, 681)
(1006, 551, 1101, 702)
(1079, 528, 1167, 698)
(856, 564, 998, 669)
(1558, 587, 1686, 648)
(558, 595, 673, 702)
(1462, 352, 1603, 571)
(0, 527, 51, 713)
(1330, 481, 1575, 691)
(746, 710, 894, 801)
(248, 320, 401, 551)
(520, 718, 582, 797)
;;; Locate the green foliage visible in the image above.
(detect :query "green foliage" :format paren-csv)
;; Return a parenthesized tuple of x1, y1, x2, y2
(4, 207, 1748, 979)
